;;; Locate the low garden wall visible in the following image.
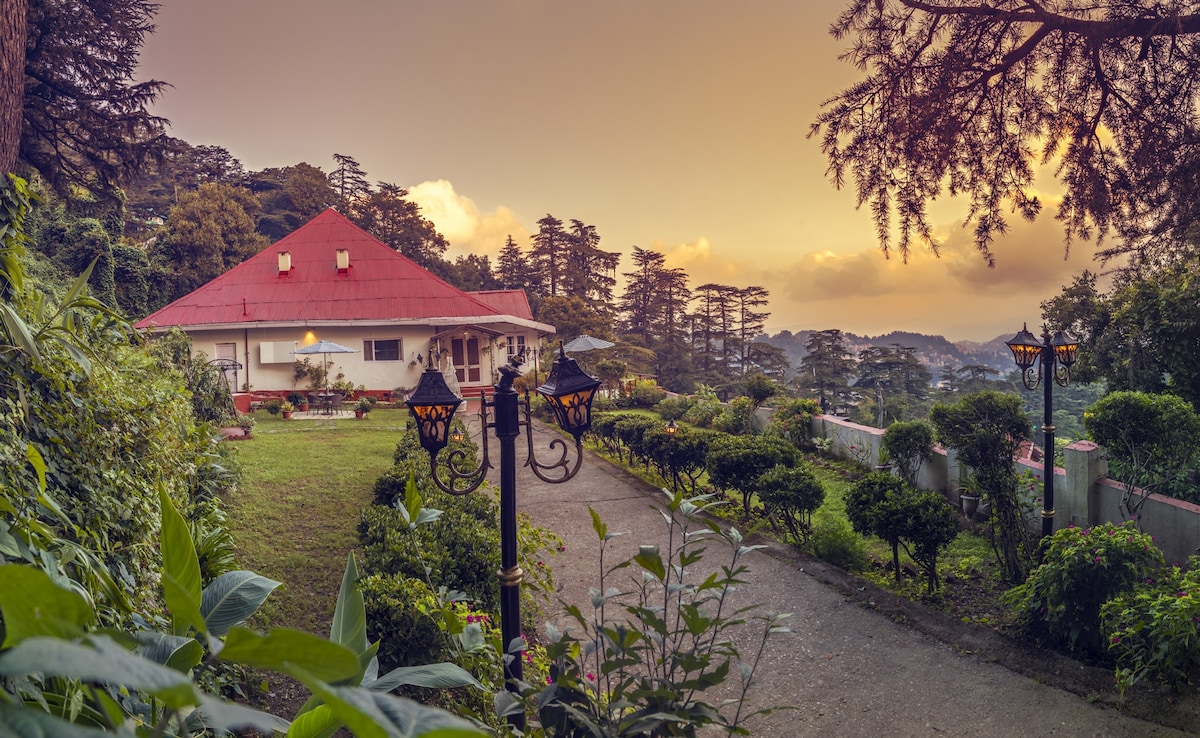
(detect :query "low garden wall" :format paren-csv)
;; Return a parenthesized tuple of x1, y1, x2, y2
(811, 414, 1200, 566)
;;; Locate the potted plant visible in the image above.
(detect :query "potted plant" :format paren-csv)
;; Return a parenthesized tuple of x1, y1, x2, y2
(265, 398, 283, 417)
(354, 397, 373, 419)
(280, 401, 294, 420)
(287, 391, 307, 412)
(236, 413, 256, 438)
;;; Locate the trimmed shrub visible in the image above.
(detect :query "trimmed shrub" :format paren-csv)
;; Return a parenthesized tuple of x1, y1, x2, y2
(706, 434, 800, 516)
(628, 379, 667, 408)
(360, 573, 444, 670)
(881, 419, 935, 486)
(758, 463, 825, 542)
(765, 398, 821, 450)
(653, 395, 692, 421)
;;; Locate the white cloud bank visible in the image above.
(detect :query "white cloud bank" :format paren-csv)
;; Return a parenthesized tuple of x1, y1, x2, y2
(407, 180, 530, 258)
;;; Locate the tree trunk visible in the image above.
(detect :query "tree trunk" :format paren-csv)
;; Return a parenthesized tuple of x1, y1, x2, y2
(0, 0, 26, 175)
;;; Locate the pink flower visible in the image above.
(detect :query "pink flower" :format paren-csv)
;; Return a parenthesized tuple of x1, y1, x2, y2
(585, 673, 595, 682)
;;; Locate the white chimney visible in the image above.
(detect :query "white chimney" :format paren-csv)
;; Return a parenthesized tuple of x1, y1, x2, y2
(336, 249, 350, 273)
(278, 251, 291, 275)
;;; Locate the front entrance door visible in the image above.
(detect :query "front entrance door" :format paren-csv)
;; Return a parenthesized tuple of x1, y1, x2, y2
(450, 338, 481, 384)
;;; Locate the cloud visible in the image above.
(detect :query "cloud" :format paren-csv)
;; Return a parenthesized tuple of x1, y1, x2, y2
(406, 179, 530, 258)
(648, 210, 1104, 341)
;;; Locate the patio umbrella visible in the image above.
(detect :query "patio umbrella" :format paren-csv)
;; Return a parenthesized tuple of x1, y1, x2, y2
(563, 334, 614, 353)
(292, 340, 359, 392)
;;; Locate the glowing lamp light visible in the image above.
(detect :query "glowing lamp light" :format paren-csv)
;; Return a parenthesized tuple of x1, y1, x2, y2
(302, 330, 318, 347)
(665, 419, 678, 436)
(1005, 323, 1042, 371)
(405, 360, 462, 456)
(536, 344, 602, 440)
(1051, 331, 1079, 368)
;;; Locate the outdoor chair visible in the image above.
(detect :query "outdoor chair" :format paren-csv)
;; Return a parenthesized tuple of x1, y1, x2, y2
(330, 393, 346, 416)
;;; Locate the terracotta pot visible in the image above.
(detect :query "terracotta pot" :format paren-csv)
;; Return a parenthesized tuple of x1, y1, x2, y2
(355, 409, 365, 419)
(283, 411, 293, 420)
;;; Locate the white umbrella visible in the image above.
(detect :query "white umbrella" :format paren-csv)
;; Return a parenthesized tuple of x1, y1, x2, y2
(292, 340, 359, 392)
(563, 334, 614, 352)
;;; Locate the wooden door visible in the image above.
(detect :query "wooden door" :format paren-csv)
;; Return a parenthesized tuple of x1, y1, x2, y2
(450, 338, 482, 384)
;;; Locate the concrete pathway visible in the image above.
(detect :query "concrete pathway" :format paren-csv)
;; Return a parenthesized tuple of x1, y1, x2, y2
(501, 421, 1189, 738)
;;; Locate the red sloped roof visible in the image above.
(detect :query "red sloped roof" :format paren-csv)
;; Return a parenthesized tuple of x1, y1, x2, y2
(135, 209, 507, 329)
(470, 290, 534, 320)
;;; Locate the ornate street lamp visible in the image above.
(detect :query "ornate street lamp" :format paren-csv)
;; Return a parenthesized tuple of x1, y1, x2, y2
(1005, 323, 1079, 538)
(405, 343, 600, 727)
(664, 419, 679, 491)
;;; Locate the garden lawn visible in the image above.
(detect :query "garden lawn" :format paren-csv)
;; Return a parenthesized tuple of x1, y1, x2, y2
(225, 409, 405, 635)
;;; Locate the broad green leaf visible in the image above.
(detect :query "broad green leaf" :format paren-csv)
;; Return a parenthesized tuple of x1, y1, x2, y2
(287, 703, 341, 738)
(163, 572, 208, 642)
(290, 667, 487, 738)
(220, 627, 360, 684)
(135, 631, 205, 673)
(634, 545, 666, 581)
(366, 663, 484, 693)
(159, 488, 201, 635)
(0, 635, 199, 710)
(0, 566, 93, 647)
(329, 553, 368, 655)
(0, 525, 19, 557)
(0, 304, 42, 363)
(196, 693, 290, 735)
(201, 571, 281, 636)
(403, 471, 423, 527)
(589, 506, 607, 540)
(0, 703, 110, 737)
(23, 443, 45, 494)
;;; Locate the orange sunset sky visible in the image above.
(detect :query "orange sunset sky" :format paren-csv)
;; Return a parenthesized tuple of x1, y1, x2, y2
(137, 0, 1103, 342)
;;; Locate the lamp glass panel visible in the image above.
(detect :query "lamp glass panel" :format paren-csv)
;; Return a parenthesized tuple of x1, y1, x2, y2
(1051, 332, 1079, 367)
(1008, 343, 1041, 369)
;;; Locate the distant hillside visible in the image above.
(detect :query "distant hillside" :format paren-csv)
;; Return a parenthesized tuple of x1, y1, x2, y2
(762, 329, 1014, 380)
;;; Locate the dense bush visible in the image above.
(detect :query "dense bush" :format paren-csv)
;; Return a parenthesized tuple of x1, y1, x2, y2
(765, 397, 821, 450)
(360, 493, 502, 611)
(758, 463, 825, 542)
(360, 573, 445, 669)
(881, 419, 935, 486)
(931, 391, 1033, 582)
(653, 394, 692, 420)
(627, 378, 667, 408)
(613, 413, 661, 465)
(809, 510, 869, 571)
(1103, 558, 1200, 693)
(682, 385, 723, 428)
(1084, 391, 1200, 519)
(706, 434, 800, 516)
(1006, 521, 1163, 654)
(846, 473, 959, 593)
(713, 395, 756, 435)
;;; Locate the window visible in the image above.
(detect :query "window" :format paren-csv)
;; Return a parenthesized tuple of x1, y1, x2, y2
(506, 335, 526, 359)
(363, 338, 401, 361)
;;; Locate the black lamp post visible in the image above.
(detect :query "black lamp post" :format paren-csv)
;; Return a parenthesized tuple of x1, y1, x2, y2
(664, 419, 679, 492)
(1005, 323, 1079, 538)
(405, 343, 600, 727)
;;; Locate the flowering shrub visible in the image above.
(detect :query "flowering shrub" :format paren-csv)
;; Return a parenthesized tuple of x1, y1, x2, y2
(1005, 521, 1163, 653)
(1102, 558, 1200, 693)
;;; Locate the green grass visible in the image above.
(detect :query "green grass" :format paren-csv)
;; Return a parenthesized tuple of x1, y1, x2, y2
(225, 408, 406, 635)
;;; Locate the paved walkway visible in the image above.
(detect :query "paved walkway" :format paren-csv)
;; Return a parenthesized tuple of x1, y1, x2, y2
(502, 421, 1190, 737)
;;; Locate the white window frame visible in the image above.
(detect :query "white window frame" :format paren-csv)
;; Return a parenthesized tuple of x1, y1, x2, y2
(506, 335, 526, 359)
(363, 338, 402, 362)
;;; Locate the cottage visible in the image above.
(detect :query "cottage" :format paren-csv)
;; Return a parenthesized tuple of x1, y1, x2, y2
(134, 209, 553, 398)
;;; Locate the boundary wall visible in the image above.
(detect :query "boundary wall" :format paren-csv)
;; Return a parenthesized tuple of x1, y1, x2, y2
(810, 414, 1200, 566)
